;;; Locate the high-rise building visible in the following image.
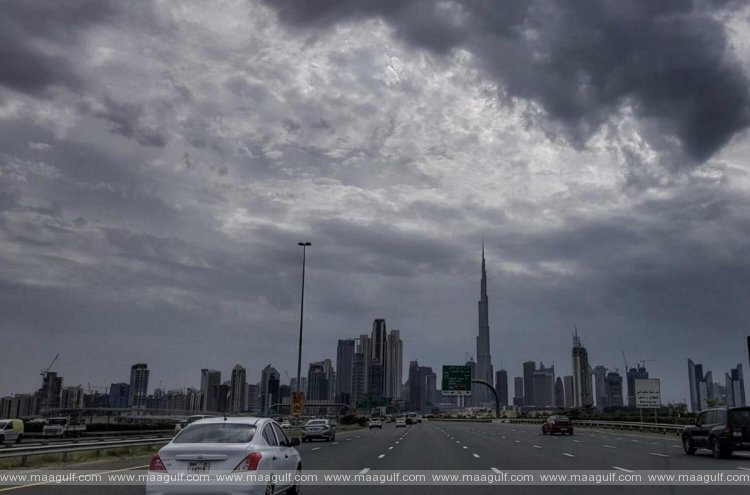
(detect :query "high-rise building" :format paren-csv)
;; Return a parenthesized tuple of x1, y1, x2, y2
(200, 369, 222, 412)
(513, 377, 524, 407)
(522, 361, 536, 407)
(307, 359, 334, 401)
(385, 330, 403, 401)
(554, 377, 565, 408)
(230, 365, 247, 413)
(725, 364, 746, 407)
(564, 375, 574, 408)
(109, 383, 129, 408)
(495, 369, 508, 406)
(351, 348, 366, 405)
(592, 365, 607, 408)
(532, 363, 555, 408)
(336, 339, 356, 405)
(128, 363, 149, 409)
(1, 394, 37, 419)
(261, 365, 280, 412)
(407, 360, 436, 413)
(626, 365, 649, 408)
(688, 359, 714, 412)
(246, 383, 259, 413)
(60, 386, 84, 409)
(604, 371, 623, 408)
(368, 320, 387, 400)
(474, 244, 494, 405)
(571, 331, 592, 408)
(37, 371, 63, 412)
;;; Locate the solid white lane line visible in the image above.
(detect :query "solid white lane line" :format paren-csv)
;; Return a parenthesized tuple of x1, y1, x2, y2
(737, 467, 750, 471)
(613, 467, 633, 473)
(563, 453, 575, 457)
(360, 468, 370, 474)
(473, 454, 480, 458)
(649, 452, 669, 457)
(378, 454, 386, 459)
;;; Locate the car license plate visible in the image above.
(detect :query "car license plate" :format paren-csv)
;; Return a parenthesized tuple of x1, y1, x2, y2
(733, 431, 743, 438)
(189, 462, 210, 473)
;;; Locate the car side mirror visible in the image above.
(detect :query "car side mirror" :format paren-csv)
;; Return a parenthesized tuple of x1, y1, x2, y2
(290, 437, 301, 446)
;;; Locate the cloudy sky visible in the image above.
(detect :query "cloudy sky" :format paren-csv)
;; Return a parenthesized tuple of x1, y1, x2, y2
(2, 0, 750, 404)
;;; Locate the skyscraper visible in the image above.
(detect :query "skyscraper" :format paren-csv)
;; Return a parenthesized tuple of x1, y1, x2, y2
(307, 359, 334, 401)
(368, 321, 387, 400)
(385, 330, 403, 400)
(37, 371, 63, 412)
(554, 377, 565, 408)
(564, 375, 574, 408)
(626, 365, 649, 408)
(725, 364, 746, 407)
(532, 363, 555, 408)
(230, 365, 247, 413)
(495, 369, 508, 406)
(336, 339, 356, 405)
(475, 243, 494, 405)
(604, 371, 623, 408)
(571, 331, 592, 408)
(523, 361, 536, 407)
(260, 365, 280, 412)
(513, 377, 524, 407)
(128, 363, 149, 409)
(592, 365, 607, 409)
(200, 369, 221, 412)
(688, 359, 713, 412)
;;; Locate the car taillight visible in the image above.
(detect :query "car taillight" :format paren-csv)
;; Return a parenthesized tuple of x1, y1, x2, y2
(148, 454, 166, 472)
(234, 452, 262, 471)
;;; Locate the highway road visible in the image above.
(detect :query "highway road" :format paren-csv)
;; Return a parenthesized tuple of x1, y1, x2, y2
(2, 421, 749, 494)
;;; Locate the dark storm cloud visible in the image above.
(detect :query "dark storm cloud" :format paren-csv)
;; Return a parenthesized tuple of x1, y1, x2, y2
(88, 97, 168, 148)
(262, 0, 750, 164)
(0, 0, 118, 94)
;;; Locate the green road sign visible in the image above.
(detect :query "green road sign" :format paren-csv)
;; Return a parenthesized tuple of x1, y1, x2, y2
(442, 365, 472, 396)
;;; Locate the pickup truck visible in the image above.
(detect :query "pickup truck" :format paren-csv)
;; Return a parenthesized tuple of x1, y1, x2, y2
(42, 417, 87, 437)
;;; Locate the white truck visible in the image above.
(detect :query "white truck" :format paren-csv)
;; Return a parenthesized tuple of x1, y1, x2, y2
(42, 417, 87, 437)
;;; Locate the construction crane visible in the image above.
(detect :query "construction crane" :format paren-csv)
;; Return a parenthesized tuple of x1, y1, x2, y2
(638, 359, 655, 368)
(40, 353, 59, 378)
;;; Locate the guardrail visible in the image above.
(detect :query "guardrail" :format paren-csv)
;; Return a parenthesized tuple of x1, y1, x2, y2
(0, 437, 172, 466)
(497, 418, 685, 435)
(24, 429, 174, 438)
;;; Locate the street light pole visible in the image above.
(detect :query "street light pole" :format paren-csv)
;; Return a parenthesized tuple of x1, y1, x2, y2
(296, 242, 311, 395)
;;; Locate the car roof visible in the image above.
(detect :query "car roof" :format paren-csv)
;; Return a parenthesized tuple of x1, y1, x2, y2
(190, 417, 262, 426)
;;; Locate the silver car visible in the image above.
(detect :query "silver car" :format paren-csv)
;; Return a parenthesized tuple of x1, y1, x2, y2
(146, 417, 301, 495)
(301, 418, 335, 442)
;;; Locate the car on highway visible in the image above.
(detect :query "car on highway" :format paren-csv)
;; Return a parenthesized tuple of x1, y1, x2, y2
(682, 406, 750, 458)
(541, 415, 573, 435)
(147, 417, 301, 495)
(395, 417, 407, 428)
(0, 419, 24, 444)
(281, 420, 293, 429)
(301, 418, 336, 442)
(368, 417, 383, 429)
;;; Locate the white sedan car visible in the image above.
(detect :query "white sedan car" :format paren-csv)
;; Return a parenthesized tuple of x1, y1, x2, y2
(146, 417, 301, 495)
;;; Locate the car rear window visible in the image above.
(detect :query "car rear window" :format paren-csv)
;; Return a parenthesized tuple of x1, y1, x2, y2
(307, 420, 326, 425)
(729, 410, 750, 426)
(174, 424, 256, 443)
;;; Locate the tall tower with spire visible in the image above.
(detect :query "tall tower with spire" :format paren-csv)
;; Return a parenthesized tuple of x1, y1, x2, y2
(474, 241, 494, 405)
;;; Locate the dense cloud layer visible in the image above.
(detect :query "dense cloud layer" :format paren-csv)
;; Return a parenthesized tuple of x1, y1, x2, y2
(264, 0, 750, 165)
(0, 1, 749, 404)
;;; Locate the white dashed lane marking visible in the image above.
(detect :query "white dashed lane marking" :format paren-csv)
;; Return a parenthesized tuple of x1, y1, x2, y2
(563, 453, 575, 457)
(378, 454, 386, 459)
(613, 467, 633, 473)
(359, 468, 370, 475)
(473, 454, 481, 458)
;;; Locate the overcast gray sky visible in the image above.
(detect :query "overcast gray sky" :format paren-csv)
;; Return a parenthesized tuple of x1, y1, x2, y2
(2, 0, 750, 404)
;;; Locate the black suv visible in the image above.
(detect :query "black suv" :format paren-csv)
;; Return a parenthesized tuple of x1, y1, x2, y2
(681, 407, 750, 458)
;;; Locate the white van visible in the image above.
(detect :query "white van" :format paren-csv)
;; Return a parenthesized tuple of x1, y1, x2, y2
(0, 419, 24, 443)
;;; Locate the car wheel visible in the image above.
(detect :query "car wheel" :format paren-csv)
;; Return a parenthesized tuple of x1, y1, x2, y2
(710, 437, 730, 459)
(288, 465, 301, 495)
(682, 435, 696, 455)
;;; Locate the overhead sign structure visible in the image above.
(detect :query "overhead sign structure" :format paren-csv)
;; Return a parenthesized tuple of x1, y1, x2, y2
(291, 391, 304, 416)
(442, 365, 472, 396)
(635, 378, 661, 409)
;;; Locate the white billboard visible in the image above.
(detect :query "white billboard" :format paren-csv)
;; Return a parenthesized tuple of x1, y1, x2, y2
(634, 378, 661, 409)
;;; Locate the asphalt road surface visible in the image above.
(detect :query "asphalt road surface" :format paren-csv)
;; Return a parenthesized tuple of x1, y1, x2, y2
(3, 422, 749, 495)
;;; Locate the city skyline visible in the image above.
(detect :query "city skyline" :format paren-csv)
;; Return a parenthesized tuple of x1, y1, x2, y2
(2, 1, 750, 407)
